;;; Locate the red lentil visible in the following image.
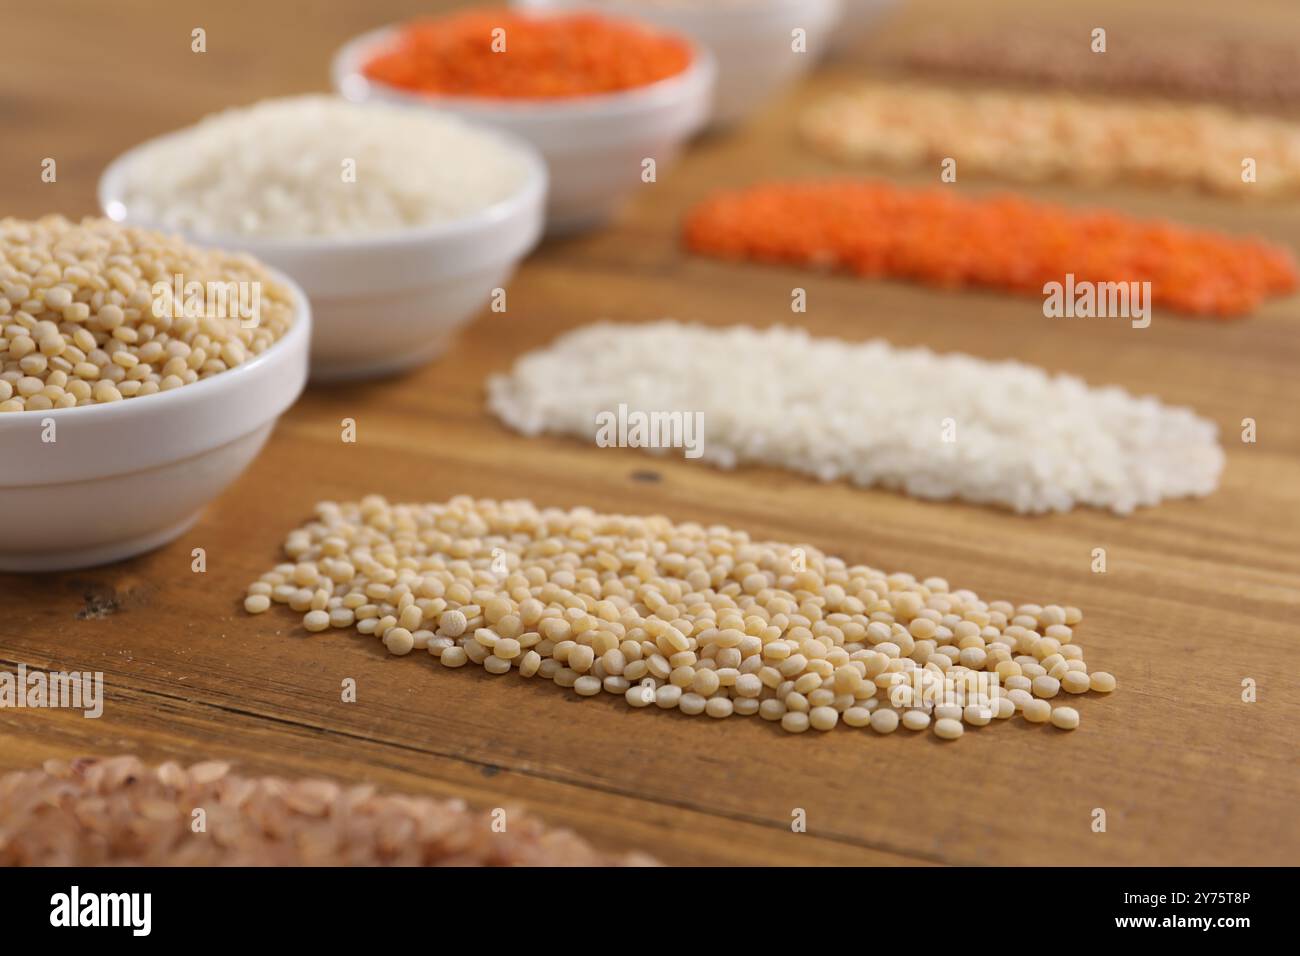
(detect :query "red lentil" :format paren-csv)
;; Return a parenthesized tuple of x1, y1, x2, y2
(362, 11, 693, 99)
(683, 180, 1298, 318)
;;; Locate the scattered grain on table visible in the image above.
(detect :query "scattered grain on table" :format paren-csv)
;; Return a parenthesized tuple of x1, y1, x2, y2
(244, 496, 1115, 739)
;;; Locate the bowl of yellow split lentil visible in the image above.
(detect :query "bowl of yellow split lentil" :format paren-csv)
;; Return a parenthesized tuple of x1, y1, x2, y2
(0, 215, 310, 571)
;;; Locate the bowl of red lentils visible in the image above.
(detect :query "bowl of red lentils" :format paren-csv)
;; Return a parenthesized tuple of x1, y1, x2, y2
(515, 0, 842, 125)
(332, 8, 715, 233)
(0, 216, 310, 571)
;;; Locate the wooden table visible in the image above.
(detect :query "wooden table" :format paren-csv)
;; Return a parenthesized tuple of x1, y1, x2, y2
(3, 0, 1297, 866)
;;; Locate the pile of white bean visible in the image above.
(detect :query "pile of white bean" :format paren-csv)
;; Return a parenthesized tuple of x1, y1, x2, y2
(244, 496, 1114, 739)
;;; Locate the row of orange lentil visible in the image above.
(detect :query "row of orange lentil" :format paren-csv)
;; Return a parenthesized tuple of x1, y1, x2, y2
(353, 9, 1300, 319)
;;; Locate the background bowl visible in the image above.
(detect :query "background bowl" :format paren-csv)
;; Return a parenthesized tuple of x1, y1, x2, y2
(514, 0, 840, 127)
(0, 273, 310, 572)
(826, 0, 901, 58)
(99, 126, 547, 382)
(332, 23, 715, 234)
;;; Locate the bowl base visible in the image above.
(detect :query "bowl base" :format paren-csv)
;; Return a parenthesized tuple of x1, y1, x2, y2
(545, 207, 619, 236)
(309, 336, 451, 383)
(0, 512, 201, 573)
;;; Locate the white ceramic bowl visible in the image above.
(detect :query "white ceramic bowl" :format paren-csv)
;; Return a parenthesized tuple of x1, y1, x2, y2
(514, 0, 839, 127)
(0, 274, 310, 572)
(331, 20, 715, 234)
(99, 128, 547, 381)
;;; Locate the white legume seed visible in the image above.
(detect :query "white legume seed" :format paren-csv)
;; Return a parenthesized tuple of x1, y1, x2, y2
(1090, 671, 1117, 692)
(519, 650, 542, 677)
(383, 627, 415, 656)
(1008, 689, 1034, 711)
(679, 693, 707, 716)
(755, 700, 783, 722)
(303, 610, 330, 633)
(781, 711, 810, 733)
(870, 709, 900, 734)
(841, 706, 871, 727)
(902, 709, 931, 731)
(1022, 700, 1052, 723)
(439, 610, 467, 636)
(625, 684, 655, 708)
(1061, 671, 1091, 694)
(242, 497, 1114, 743)
(1032, 675, 1061, 699)
(934, 717, 964, 740)
(655, 685, 683, 709)
(1050, 706, 1080, 730)
(704, 697, 733, 719)
(809, 706, 839, 731)
(399, 605, 422, 631)
(244, 595, 270, 614)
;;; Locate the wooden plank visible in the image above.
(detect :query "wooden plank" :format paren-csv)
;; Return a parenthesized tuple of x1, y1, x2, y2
(2, 0, 1298, 865)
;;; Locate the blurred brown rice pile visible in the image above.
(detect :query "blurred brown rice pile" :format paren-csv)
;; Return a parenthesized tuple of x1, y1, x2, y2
(894, 26, 1300, 109)
(0, 756, 656, 866)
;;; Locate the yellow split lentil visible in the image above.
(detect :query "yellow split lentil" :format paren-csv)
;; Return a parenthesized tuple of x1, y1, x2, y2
(244, 497, 1114, 739)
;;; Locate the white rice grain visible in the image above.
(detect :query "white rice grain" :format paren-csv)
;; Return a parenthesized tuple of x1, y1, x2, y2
(486, 321, 1224, 515)
(116, 95, 530, 239)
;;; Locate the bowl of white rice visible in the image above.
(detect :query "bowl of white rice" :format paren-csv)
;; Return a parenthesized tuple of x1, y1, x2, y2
(98, 95, 547, 381)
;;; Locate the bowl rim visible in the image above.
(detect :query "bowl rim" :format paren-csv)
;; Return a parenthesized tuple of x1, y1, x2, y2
(97, 108, 550, 255)
(512, 0, 844, 28)
(331, 17, 717, 121)
(0, 263, 311, 430)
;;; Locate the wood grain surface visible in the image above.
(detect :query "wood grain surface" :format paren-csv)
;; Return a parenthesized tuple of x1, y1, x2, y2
(2, 0, 1298, 866)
